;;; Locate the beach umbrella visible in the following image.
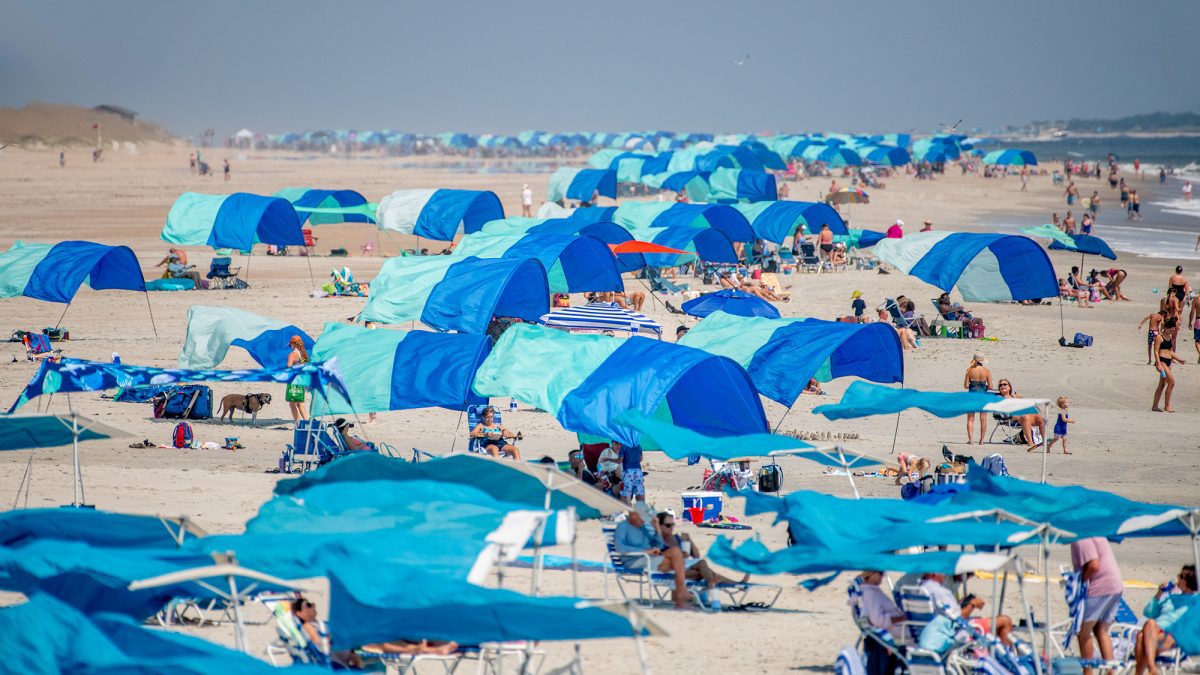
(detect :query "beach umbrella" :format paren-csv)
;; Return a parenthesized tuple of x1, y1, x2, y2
(1020, 224, 1075, 247)
(0, 413, 130, 507)
(1048, 233, 1117, 260)
(681, 289, 781, 320)
(540, 302, 663, 337)
(983, 149, 1038, 166)
(825, 187, 869, 205)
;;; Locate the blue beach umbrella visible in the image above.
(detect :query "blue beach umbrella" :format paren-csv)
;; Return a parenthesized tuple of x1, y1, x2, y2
(1048, 234, 1117, 260)
(983, 149, 1038, 166)
(681, 289, 781, 319)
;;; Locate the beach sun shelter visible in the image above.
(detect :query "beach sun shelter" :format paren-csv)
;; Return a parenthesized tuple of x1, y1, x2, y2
(480, 217, 646, 272)
(0, 240, 158, 336)
(872, 232, 1059, 302)
(546, 167, 618, 204)
(1, 413, 131, 508)
(274, 188, 375, 225)
(376, 189, 504, 241)
(732, 201, 848, 245)
(451, 232, 624, 293)
(177, 306, 315, 370)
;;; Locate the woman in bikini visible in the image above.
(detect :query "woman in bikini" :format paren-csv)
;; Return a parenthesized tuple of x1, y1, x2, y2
(963, 353, 993, 445)
(997, 379, 1046, 452)
(285, 335, 309, 422)
(1138, 307, 1167, 366)
(1152, 337, 1185, 413)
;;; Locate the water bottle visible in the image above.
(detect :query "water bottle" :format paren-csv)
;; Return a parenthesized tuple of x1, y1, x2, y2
(509, 398, 517, 412)
(111, 352, 121, 364)
(710, 597, 722, 612)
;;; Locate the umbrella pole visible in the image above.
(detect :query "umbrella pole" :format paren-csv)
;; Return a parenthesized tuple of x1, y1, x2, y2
(1058, 296, 1066, 342)
(1040, 401, 1050, 484)
(1042, 528, 1053, 671)
(53, 302, 72, 331)
(229, 573, 247, 652)
(1184, 511, 1200, 576)
(837, 447, 861, 499)
(771, 405, 793, 434)
(143, 291, 159, 338)
(12, 450, 34, 509)
(628, 603, 652, 675)
(1015, 560, 1044, 675)
(245, 250, 251, 282)
(304, 251, 316, 290)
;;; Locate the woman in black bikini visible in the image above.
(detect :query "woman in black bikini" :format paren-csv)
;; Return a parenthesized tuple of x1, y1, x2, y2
(1152, 338, 1185, 413)
(964, 354, 993, 444)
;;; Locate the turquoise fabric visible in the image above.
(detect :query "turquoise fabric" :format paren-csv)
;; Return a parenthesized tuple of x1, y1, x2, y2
(311, 322, 407, 414)
(678, 311, 785, 365)
(588, 149, 624, 169)
(453, 232, 569, 291)
(177, 305, 296, 369)
(162, 192, 228, 245)
(618, 410, 812, 460)
(358, 256, 450, 324)
(707, 168, 741, 201)
(615, 156, 648, 183)
(0, 241, 50, 298)
(546, 167, 580, 204)
(612, 202, 672, 230)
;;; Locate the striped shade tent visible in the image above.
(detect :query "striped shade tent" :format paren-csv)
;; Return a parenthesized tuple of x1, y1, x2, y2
(540, 302, 663, 337)
(642, 170, 712, 202)
(178, 306, 314, 369)
(858, 145, 912, 167)
(480, 216, 645, 272)
(912, 137, 961, 162)
(983, 149, 1038, 166)
(610, 202, 756, 243)
(162, 192, 305, 250)
(450, 232, 623, 293)
(546, 168, 618, 204)
(801, 145, 863, 167)
(733, 201, 848, 244)
(623, 225, 739, 267)
(872, 232, 1058, 302)
(273, 188, 375, 225)
(375, 189, 504, 241)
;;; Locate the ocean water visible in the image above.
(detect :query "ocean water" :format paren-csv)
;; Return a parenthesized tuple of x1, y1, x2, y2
(1009, 135, 1200, 176)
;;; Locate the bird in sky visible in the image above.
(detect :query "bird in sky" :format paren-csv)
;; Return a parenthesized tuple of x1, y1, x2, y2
(731, 53, 750, 66)
(939, 119, 963, 133)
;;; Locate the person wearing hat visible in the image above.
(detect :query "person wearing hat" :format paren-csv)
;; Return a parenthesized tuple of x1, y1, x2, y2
(521, 183, 533, 217)
(675, 325, 689, 340)
(851, 290, 867, 321)
(332, 418, 371, 452)
(963, 354, 993, 444)
(886, 219, 904, 239)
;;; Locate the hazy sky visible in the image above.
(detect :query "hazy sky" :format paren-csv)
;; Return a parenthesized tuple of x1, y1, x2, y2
(3, 0, 1197, 138)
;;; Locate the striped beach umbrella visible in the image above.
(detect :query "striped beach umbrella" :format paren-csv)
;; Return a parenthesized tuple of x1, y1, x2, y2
(540, 302, 663, 336)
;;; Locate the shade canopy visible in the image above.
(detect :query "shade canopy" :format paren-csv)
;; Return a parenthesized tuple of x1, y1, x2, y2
(540, 302, 663, 336)
(483, 216, 646, 272)
(358, 255, 549, 333)
(310, 322, 490, 414)
(617, 410, 813, 461)
(624, 225, 739, 266)
(859, 145, 912, 166)
(681, 290, 781, 319)
(646, 169, 777, 203)
(274, 187, 375, 225)
(451, 232, 623, 293)
(611, 202, 756, 243)
(0, 414, 129, 452)
(163, 192, 306, 249)
(983, 149, 1038, 166)
(0, 241, 146, 303)
(473, 323, 768, 446)
(732, 201, 848, 244)
(376, 189, 504, 241)
(1048, 233, 1118, 260)
(546, 167, 618, 203)
(178, 305, 314, 370)
(812, 381, 1043, 421)
(872, 231, 1058, 302)
(679, 313, 904, 406)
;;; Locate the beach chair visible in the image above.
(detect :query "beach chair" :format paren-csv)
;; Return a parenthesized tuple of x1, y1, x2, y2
(928, 300, 964, 338)
(360, 241, 374, 256)
(881, 299, 915, 331)
(798, 242, 821, 273)
(301, 228, 317, 256)
(648, 268, 690, 295)
(330, 267, 367, 296)
(988, 415, 1025, 445)
(21, 332, 62, 362)
(759, 272, 789, 298)
(265, 601, 332, 667)
(601, 525, 780, 610)
(282, 420, 343, 472)
(465, 405, 512, 458)
(206, 256, 242, 289)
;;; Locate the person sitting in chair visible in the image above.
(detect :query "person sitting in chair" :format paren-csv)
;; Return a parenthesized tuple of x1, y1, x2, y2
(332, 418, 371, 452)
(1135, 564, 1197, 675)
(470, 406, 521, 461)
(155, 247, 205, 288)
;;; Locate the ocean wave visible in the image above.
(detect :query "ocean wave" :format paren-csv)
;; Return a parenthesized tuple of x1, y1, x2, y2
(1149, 196, 1200, 219)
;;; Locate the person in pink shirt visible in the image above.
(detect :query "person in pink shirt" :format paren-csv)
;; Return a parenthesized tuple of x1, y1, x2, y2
(886, 219, 904, 238)
(1071, 537, 1124, 672)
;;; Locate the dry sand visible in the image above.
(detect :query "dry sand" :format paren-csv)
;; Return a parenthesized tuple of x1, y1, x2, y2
(0, 144, 1197, 672)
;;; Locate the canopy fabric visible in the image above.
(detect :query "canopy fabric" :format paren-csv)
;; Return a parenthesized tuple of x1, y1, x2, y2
(0, 241, 146, 303)
(983, 149, 1038, 166)
(732, 201, 848, 244)
(274, 187, 375, 225)
(310, 322, 490, 414)
(859, 145, 912, 166)
(472, 323, 768, 446)
(1049, 234, 1118, 260)
(611, 202, 756, 243)
(802, 145, 863, 167)
(272, 453, 627, 520)
(8, 357, 350, 413)
(163, 192, 305, 249)
(0, 414, 129, 452)
(0, 509, 196, 549)
(812, 381, 1042, 421)
(617, 410, 812, 461)
(872, 231, 1058, 302)
(358, 255, 549, 333)
(681, 290, 781, 319)
(624, 225, 738, 266)
(376, 189, 504, 241)
(679, 313, 904, 406)
(706, 168, 778, 202)
(451, 232, 623, 293)
(540, 302, 663, 336)
(480, 216, 645, 273)
(1020, 224, 1075, 246)
(178, 305, 314, 369)
(547, 167, 618, 204)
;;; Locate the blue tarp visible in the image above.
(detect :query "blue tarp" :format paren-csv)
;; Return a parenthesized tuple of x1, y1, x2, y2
(873, 232, 1059, 302)
(211, 193, 306, 249)
(567, 168, 618, 201)
(178, 306, 314, 369)
(278, 188, 375, 225)
(681, 290, 781, 319)
(1049, 234, 1118, 260)
(417, 189, 504, 241)
(0, 241, 146, 304)
(812, 381, 1041, 421)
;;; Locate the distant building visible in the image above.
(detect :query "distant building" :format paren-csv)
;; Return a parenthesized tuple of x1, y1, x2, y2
(93, 104, 137, 122)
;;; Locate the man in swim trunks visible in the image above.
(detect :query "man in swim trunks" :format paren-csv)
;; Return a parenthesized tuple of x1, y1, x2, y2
(1064, 180, 1079, 206)
(1190, 292, 1200, 361)
(818, 224, 834, 261)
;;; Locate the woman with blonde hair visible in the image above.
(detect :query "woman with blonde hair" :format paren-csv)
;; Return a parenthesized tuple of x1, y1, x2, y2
(963, 353, 992, 444)
(286, 335, 309, 422)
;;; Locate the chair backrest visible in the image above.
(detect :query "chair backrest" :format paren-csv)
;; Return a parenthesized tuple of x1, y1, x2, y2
(209, 257, 232, 275)
(601, 525, 641, 575)
(23, 333, 52, 354)
(847, 576, 866, 626)
(931, 299, 950, 318)
(800, 241, 816, 255)
(466, 404, 501, 453)
(302, 229, 315, 246)
(293, 420, 341, 462)
(884, 299, 911, 327)
(897, 585, 937, 643)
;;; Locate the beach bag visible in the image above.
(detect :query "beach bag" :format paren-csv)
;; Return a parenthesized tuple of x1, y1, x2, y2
(172, 422, 193, 449)
(285, 383, 307, 403)
(42, 327, 69, 341)
(702, 270, 716, 285)
(757, 464, 782, 493)
(1072, 332, 1093, 347)
(160, 385, 213, 419)
(968, 318, 986, 339)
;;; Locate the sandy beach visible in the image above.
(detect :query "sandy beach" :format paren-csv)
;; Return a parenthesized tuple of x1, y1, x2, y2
(1, 143, 1198, 672)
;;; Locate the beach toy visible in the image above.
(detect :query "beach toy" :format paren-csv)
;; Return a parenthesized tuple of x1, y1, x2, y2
(1152, 288, 1159, 294)
(224, 436, 238, 449)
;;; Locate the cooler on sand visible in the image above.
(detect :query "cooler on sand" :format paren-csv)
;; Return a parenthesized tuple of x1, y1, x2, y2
(681, 491, 723, 523)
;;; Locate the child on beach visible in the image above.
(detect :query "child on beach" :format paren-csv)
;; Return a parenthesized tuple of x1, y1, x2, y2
(1046, 396, 1073, 455)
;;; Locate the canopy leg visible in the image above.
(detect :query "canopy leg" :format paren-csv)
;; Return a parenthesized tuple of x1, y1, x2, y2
(143, 292, 159, 338)
(1040, 401, 1049, 484)
(1058, 295, 1065, 342)
(771, 405, 793, 434)
(1015, 560, 1044, 675)
(53, 302, 72, 331)
(11, 450, 34, 509)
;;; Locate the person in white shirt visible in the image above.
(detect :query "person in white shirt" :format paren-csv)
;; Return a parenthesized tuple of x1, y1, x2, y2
(919, 572, 958, 613)
(857, 570, 905, 675)
(521, 184, 533, 216)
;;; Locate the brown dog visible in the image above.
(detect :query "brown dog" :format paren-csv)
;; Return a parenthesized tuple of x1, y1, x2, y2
(217, 393, 272, 424)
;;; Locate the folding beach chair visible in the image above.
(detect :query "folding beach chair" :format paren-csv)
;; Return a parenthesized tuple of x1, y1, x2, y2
(881, 298, 915, 331)
(465, 405, 512, 458)
(928, 299, 963, 338)
(21, 332, 62, 362)
(301, 228, 317, 256)
(206, 256, 242, 289)
(798, 241, 821, 272)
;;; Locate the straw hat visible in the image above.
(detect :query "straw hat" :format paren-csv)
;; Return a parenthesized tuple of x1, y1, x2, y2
(972, 352, 986, 363)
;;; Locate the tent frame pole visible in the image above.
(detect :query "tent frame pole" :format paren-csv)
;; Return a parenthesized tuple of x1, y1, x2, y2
(143, 291, 159, 338)
(1015, 560, 1044, 675)
(53, 302, 72, 331)
(1040, 401, 1050, 483)
(304, 251, 316, 290)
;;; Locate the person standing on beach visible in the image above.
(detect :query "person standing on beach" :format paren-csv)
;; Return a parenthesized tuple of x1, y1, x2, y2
(1133, 158, 1140, 176)
(1130, 190, 1141, 220)
(1065, 180, 1079, 206)
(1089, 190, 1100, 218)
(1153, 336, 1185, 413)
(223, 158, 230, 182)
(520, 183, 533, 216)
(1185, 181, 1193, 202)
(1052, 213, 1061, 230)
(189, 153, 196, 174)
(963, 354, 992, 444)
(285, 336, 309, 422)
(1138, 308, 1165, 365)
(1020, 166, 1028, 191)
(1063, 211, 1077, 235)
(1120, 178, 1129, 209)
(1189, 293, 1200, 362)
(1045, 396, 1073, 455)
(1160, 167, 1167, 185)
(1072, 536, 1124, 675)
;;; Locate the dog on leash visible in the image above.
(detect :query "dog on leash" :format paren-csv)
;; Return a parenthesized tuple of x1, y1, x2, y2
(217, 393, 273, 425)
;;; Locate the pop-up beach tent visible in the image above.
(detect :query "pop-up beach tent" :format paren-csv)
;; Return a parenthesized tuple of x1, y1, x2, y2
(473, 323, 768, 446)
(0, 240, 156, 335)
(162, 193, 306, 250)
(732, 201, 848, 244)
(622, 225, 738, 267)
(451, 232, 624, 293)
(480, 217, 646, 272)
(177, 306, 314, 370)
(358, 256, 549, 333)
(376, 189, 504, 241)
(611, 202, 756, 243)
(546, 167, 618, 204)
(705, 168, 778, 202)
(274, 188, 375, 225)
(872, 232, 1058, 302)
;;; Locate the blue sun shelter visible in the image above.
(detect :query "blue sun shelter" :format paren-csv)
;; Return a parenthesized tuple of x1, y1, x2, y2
(872, 232, 1058, 302)
(375, 189, 504, 241)
(642, 170, 712, 202)
(983, 149, 1038, 166)
(473, 324, 768, 446)
(177, 306, 314, 369)
(162, 192, 306, 250)
(611, 202, 756, 244)
(310, 323, 490, 415)
(480, 217, 646, 273)
(359, 256, 549, 333)
(681, 290, 781, 319)
(546, 168, 618, 204)
(624, 225, 739, 267)
(732, 201, 848, 244)
(451, 232, 623, 293)
(273, 188, 375, 225)
(679, 312, 904, 406)
(0, 240, 157, 334)
(706, 168, 778, 203)
(1048, 233, 1117, 260)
